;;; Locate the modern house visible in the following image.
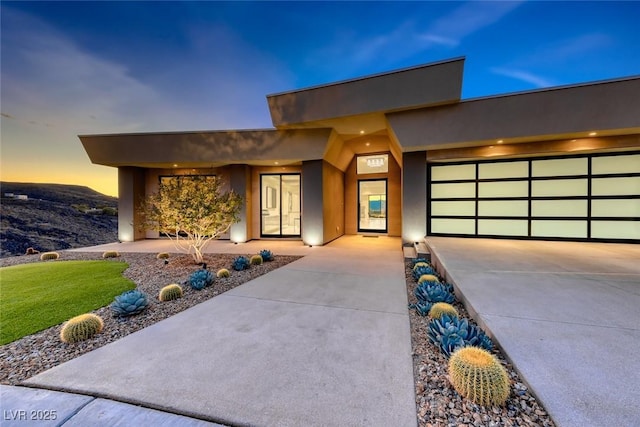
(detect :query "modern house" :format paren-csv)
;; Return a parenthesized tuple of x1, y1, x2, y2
(80, 57, 640, 245)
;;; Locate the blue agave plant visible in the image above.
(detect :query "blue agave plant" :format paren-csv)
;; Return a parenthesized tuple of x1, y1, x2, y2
(412, 301, 433, 316)
(111, 290, 149, 317)
(259, 249, 274, 262)
(189, 269, 214, 290)
(415, 281, 455, 305)
(427, 314, 494, 357)
(232, 256, 250, 271)
(413, 264, 437, 280)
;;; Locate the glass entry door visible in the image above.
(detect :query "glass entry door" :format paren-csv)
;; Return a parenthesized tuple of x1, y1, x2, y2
(358, 179, 387, 232)
(261, 174, 301, 237)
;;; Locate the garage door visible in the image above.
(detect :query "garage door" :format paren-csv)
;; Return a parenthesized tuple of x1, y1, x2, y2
(428, 151, 640, 242)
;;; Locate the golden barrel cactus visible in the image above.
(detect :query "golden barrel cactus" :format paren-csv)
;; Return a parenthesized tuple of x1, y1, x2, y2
(159, 284, 183, 301)
(448, 346, 510, 406)
(429, 302, 459, 319)
(60, 313, 104, 343)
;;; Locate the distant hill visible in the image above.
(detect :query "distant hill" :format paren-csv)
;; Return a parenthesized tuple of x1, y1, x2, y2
(1, 182, 118, 258)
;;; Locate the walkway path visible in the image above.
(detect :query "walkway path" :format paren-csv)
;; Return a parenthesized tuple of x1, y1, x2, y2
(20, 236, 417, 426)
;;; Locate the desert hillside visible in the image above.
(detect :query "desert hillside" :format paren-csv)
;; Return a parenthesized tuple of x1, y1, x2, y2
(1, 182, 118, 257)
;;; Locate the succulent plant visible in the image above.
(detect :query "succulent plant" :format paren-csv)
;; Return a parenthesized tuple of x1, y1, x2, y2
(418, 274, 440, 284)
(413, 265, 437, 280)
(412, 301, 433, 316)
(156, 252, 170, 260)
(60, 313, 104, 343)
(111, 290, 149, 316)
(216, 268, 230, 278)
(102, 251, 119, 258)
(259, 249, 274, 262)
(412, 261, 430, 271)
(40, 252, 59, 261)
(232, 255, 250, 271)
(427, 314, 468, 357)
(415, 282, 455, 305)
(448, 347, 510, 406)
(189, 269, 214, 290)
(250, 254, 263, 265)
(411, 258, 429, 268)
(427, 314, 494, 357)
(159, 284, 183, 301)
(429, 302, 459, 319)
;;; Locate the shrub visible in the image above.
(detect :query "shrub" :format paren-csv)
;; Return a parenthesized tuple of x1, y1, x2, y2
(159, 284, 183, 301)
(216, 268, 230, 278)
(415, 282, 455, 305)
(156, 252, 170, 260)
(259, 249, 274, 262)
(102, 251, 119, 258)
(250, 255, 263, 266)
(40, 252, 59, 261)
(429, 302, 459, 319)
(60, 313, 104, 343)
(232, 256, 250, 271)
(189, 269, 214, 290)
(448, 347, 510, 406)
(427, 314, 493, 357)
(111, 290, 149, 316)
(418, 274, 440, 284)
(25, 247, 39, 255)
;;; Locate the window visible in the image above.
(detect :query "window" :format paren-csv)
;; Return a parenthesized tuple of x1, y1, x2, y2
(357, 154, 389, 174)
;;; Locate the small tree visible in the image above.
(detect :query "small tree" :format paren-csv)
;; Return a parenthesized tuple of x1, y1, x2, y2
(138, 175, 243, 264)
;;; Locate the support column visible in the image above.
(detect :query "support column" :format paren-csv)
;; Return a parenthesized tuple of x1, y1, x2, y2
(118, 167, 146, 242)
(402, 151, 427, 243)
(301, 160, 324, 246)
(228, 165, 251, 243)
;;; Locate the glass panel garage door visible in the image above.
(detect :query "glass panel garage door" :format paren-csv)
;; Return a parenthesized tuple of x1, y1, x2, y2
(428, 152, 640, 242)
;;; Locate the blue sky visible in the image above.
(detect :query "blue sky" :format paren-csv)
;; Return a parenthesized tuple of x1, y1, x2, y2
(1, 1, 639, 196)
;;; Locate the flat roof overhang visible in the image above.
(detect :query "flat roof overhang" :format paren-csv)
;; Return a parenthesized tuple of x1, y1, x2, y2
(79, 128, 333, 168)
(267, 57, 464, 132)
(387, 76, 640, 152)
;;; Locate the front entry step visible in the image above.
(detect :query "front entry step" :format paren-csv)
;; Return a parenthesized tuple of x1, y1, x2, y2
(414, 241, 431, 261)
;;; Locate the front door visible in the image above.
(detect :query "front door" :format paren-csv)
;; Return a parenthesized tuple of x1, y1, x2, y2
(358, 179, 387, 232)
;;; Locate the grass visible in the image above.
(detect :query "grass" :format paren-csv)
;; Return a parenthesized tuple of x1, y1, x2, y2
(0, 260, 135, 345)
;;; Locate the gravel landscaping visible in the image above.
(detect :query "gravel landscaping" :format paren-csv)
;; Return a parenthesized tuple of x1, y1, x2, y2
(0, 251, 300, 385)
(1, 251, 555, 426)
(405, 261, 556, 427)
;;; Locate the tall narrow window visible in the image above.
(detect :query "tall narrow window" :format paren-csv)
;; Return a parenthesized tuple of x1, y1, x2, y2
(261, 174, 301, 237)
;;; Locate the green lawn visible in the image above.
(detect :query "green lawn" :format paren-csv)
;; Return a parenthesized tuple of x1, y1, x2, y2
(0, 260, 135, 344)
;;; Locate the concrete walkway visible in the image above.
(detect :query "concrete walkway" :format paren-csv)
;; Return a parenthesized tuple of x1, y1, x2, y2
(426, 237, 640, 427)
(19, 236, 417, 427)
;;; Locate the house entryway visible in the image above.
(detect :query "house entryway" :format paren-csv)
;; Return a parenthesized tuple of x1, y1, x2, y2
(358, 179, 387, 232)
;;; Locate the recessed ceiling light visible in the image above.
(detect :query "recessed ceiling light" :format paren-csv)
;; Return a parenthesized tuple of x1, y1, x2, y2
(359, 130, 365, 135)
(571, 139, 577, 142)
(365, 142, 370, 146)
(173, 164, 178, 167)
(497, 140, 504, 144)
(589, 132, 597, 136)
(489, 146, 494, 149)
(274, 161, 279, 165)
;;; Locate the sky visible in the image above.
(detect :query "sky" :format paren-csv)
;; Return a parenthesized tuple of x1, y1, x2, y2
(1, 1, 639, 197)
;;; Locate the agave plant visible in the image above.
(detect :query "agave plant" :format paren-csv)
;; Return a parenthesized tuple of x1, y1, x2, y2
(415, 281, 455, 305)
(413, 264, 437, 280)
(232, 255, 250, 271)
(111, 290, 149, 317)
(189, 269, 214, 290)
(427, 314, 494, 356)
(412, 301, 433, 316)
(259, 249, 274, 262)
